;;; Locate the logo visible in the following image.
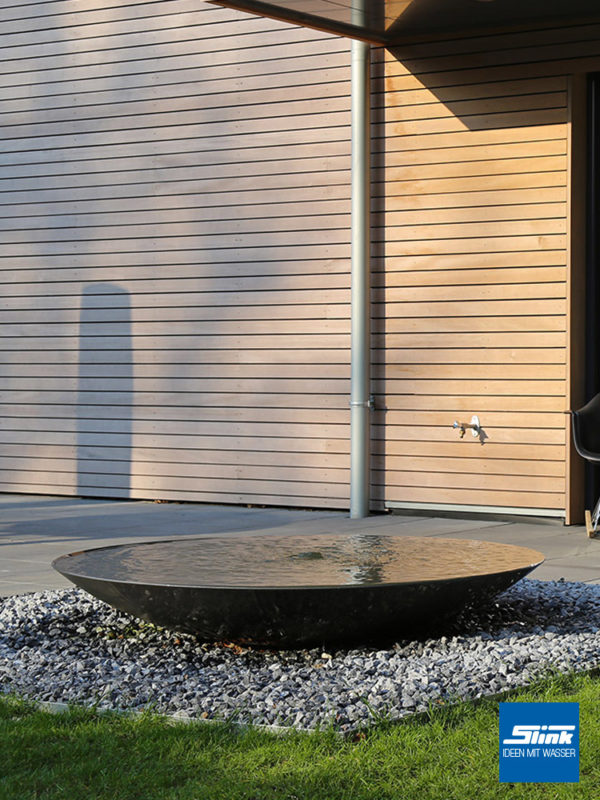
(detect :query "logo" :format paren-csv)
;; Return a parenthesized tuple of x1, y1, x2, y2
(499, 702, 579, 783)
(503, 725, 575, 746)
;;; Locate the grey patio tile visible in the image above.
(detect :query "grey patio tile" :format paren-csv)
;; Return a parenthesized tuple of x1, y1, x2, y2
(528, 562, 600, 582)
(0, 493, 598, 594)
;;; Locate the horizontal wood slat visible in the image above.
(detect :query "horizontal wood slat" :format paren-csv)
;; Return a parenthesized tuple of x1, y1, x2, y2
(377, 253, 567, 273)
(374, 379, 565, 397)
(0, 182, 353, 210)
(0, 417, 349, 439)
(0, 377, 352, 393)
(0, 243, 352, 261)
(0, 348, 351, 365)
(379, 299, 566, 318)
(0, 0, 213, 30)
(374, 440, 565, 461)
(2, 273, 352, 298)
(388, 33, 600, 76)
(0, 457, 349, 485)
(374, 266, 566, 286)
(373, 348, 565, 364)
(0, 431, 351, 454)
(0, 483, 350, 508)
(0, 87, 352, 130)
(0, 471, 350, 500)
(0, 172, 352, 203)
(380, 171, 566, 196)
(377, 204, 566, 227)
(0, 63, 351, 108)
(0, 28, 339, 74)
(372, 425, 565, 446)
(0, 443, 350, 469)
(0, 153, 352, 186)
(374, 471, 564, 494)
(0, 289, 351, 313)
(0, 283, 565, 310)
(387, 22, 600, 60)
(0, 1, 229, 19)
(377, 218, 566, 240)
(376, 395, 566, 413)
(0, 198, 571, 236)
(383, 46, 600, 85)
(0, 334, 351, 351)
(377, 125, 568, 153)
(0, 103, 352, 147)
(380, 317, 565, 334)
(381, 143, 567, 169)
(0, 405, 350, 424)
(374, 486, 564, 510)
(373, 455, 565, 477)
(383, 94, 567, 124)
(0, 391, 349, 409)
(375, 363, 565, 380)
(0, 258, 353, 280)
(384, 109, 567, 136)
(376, 332, 566, 348)
(0, 112, 352, 155)
(0, 16, 293, 54)
(0, 319, 351, 336)
(380, 191, 567, 213)
(0, 227, 352, 248)
(0, 362, 351, 379)
(376, 77, 568, 108)
(0, 49, 351, 96)
(0, 346, 562, 365)
(0, 196, 352, 223)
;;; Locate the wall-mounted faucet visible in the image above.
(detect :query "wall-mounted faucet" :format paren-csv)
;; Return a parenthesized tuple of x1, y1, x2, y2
(452, 415, 481, 439)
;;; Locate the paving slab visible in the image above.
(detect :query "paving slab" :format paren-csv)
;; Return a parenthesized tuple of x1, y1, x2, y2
(526, 563, 600, 583)
(0, 493, 596, 596)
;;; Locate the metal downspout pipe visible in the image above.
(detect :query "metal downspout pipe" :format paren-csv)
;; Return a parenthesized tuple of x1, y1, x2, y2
(350, 36, 371, 519)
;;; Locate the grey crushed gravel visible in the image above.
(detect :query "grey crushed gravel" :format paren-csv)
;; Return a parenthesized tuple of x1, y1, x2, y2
(1, 579, 599, 732)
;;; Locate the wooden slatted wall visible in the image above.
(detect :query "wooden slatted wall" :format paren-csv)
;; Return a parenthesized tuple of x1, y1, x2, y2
(0, 1, 352, 508)
(371, 22, 597, 515)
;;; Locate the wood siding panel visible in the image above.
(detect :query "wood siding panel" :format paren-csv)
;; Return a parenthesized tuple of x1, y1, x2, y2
(376, 24, 585, 516)
(0, 2, 352, 508)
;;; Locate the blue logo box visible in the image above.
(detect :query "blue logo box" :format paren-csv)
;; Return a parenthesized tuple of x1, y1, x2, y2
(499, 702, 579, 783)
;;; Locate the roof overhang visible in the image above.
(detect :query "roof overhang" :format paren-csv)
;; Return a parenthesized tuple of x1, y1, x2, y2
(209, 0, 600, 46)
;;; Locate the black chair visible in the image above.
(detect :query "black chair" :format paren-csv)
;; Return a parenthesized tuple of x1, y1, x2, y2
(571, 392, 600, 537)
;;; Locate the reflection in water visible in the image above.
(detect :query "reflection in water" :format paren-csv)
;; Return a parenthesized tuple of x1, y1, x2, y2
(55, 533, 544, 589)
(341, 534, 387, 584)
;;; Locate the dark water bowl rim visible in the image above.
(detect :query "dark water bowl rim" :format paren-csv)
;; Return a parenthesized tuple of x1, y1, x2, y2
(51, 536, 545, 592)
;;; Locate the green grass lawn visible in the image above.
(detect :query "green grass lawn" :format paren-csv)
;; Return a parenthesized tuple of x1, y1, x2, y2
(1, 672, 597, 800)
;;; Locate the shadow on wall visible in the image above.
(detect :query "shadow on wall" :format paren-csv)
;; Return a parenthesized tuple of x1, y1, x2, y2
(383, 35, 569, 133)
(77, 284, 132, 497)
(384, 0, 599, 46)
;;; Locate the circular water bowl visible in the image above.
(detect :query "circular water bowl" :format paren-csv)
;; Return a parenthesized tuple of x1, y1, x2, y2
(52, 533, 544, 647)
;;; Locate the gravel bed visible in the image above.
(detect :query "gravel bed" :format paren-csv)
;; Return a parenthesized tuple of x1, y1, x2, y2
(2, 579, 600, 733)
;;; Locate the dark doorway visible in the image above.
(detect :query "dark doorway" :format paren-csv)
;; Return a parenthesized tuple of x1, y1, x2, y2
(585, 74, 600, 507)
